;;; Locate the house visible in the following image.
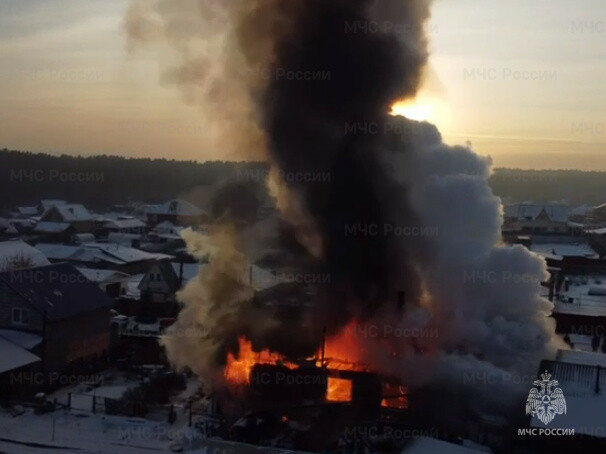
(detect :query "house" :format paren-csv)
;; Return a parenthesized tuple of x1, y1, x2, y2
(76, 267, 131, 298)
(0, 219, 14, 239)
(144, 199, 208, 227)
(33, 221, 75, 242)
(138, 261, 277, 307)
(144, 221, 187, 254)
(137, 261, 184, 317)
(3, 218, 35, 237)
(0, 335, 41, 399)
(35, 242, 173, 274)
(135, 261, 276, 318)
(0, 263, 114, 382)
(0, 240, 50, 271)
(543, 273, 606, 341)
(38, 199, 67, 213)
(37, 203, 95, 234)
(503, 204, 577, 235)
(588, 204, 606, 227)
(150, 221, 184, 240)
(14, 206, 38, 218)
(101, 217, 147, 236)
(531, 240, 606, 275)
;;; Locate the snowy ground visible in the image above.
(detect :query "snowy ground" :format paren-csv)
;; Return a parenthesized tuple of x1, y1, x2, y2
(0, 370, 306, 453)
(0, 407, 309, 453)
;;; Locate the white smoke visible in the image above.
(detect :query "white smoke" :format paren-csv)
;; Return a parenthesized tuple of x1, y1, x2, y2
(356, 118, 563, 416)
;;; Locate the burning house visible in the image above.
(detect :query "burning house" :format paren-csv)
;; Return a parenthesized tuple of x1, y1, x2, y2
(124, 0, 562, 451)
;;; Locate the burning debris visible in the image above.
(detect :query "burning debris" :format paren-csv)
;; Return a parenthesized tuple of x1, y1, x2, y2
(125, 0, 562, 448)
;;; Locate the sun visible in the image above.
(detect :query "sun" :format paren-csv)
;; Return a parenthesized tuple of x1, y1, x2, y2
(390, 100, 434, 122)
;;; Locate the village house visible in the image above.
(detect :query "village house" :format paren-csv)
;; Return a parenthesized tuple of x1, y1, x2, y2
(36, 203, 95, 234)
(101, 217, 147, 235)
(0, 263, 114, 384)
(588, 203, 606, 227)
(503, 203, 576, 236)
(144, 199, 208, 227)
(0, 334, 41, 399)
(76, 267, 130, 298)
(0, 240, 50, 271)
(38, 199, 67, 213)
(13, 206, 38, 218)
(542, 273, 606, 347)
(35, 242, 173, 274)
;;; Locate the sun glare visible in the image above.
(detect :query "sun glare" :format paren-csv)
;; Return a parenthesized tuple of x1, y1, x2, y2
(390, 101, 434, 122)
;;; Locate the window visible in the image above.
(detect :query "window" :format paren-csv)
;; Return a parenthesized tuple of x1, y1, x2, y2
(12, 307, 30, 326)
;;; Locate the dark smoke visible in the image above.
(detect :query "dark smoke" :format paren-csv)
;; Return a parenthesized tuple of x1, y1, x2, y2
(262, 0, 428, 328)
(240, 0, 432, 354)
(125, 1, 560, 419)
(125, 0, 433, 361)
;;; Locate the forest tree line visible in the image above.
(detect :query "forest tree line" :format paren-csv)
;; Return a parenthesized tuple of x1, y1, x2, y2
(1, 148, 605, 211)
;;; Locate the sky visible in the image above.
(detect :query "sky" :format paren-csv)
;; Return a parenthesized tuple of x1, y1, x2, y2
(0, 0, 604, 169)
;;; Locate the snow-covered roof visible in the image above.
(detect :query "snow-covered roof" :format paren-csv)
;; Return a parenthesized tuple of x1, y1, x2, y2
(106, 233, 143, 246)
(76, 268, 130, 283)
(36, 243, 99, 261)
(530, 242, 598, 260)
(0, 329, 42, 350)
(36, 243, 173, 265)
(505, 204, 571, 222)
(556, 350, 606, 367)
(0, 336, 41, 374)
(34, 221, 71, 233)
(145, 199, 204, 217)
(4, 224, 18, 235)
(586, 227, 606, 235)
(89, 243, 173, 263)
(552, 274, 606, 317)
(149, 221, 185, 241)
(569, 204, 593, 217)
(0, 240, 50, 270)
(122, 274, 145, 300)
(16, 206, 38, 216)
(45, 203, 93, 222)
(104, 219, 146, 229)
(40, 199, 67, 211)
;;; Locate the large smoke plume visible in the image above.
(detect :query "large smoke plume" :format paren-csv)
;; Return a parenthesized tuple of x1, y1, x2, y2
(125, 0, 561, 421)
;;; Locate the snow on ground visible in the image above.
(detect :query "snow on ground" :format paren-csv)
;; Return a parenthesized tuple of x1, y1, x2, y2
(48, 369, 140, 413)
(0, 407, 309, 454)
(0, 371, 305, 453)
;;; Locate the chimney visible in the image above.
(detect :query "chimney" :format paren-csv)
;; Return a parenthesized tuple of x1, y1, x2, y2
(179, 260, 184, 287)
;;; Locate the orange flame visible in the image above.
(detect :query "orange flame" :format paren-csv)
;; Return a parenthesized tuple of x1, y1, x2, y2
(224, 337, 296, 384)
(223, 331, 408, 409)
(318, 320, 367, 371)
(326, 377, 353, 402)
(381, 384, 408, 409)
